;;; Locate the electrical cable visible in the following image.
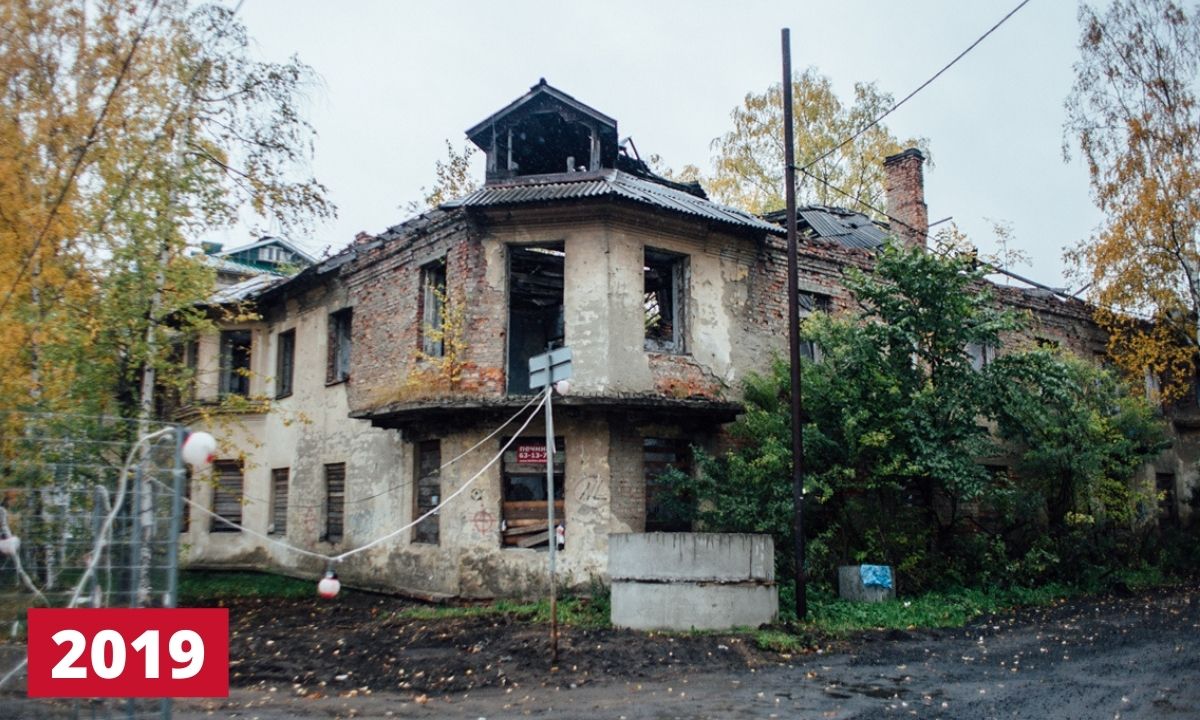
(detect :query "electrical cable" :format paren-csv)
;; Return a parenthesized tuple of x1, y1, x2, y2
(235, 391, 545, 510)
(797, 0, 1033, 174)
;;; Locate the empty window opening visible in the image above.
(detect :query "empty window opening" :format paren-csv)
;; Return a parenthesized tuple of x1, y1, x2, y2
(270, 467, 289, 535)
(644, 438, 693, 532)
(420, 258, 447, 357)
(1157, 472, 1179, 526)
(508, 113, 593, 176)
(508, 245, 565, 394)
(276, 329, 295, 398)
(966, 342, 996, 371)
(210, 460, 243, 533)
(219, 330, 252, 398)
(327, 309, 352, 384)
(323, 463, 346, 543)
(644, 249, 687, 353)
(413, 440, 441, 544)
(500, 437, 564, 549)
(797, 290, 831, 362)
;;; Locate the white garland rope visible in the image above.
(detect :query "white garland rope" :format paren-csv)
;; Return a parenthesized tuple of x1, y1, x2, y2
(154, 387, 549, 566)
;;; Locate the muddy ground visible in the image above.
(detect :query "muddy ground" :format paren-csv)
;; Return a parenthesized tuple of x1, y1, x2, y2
(3, 583, 1197, 718)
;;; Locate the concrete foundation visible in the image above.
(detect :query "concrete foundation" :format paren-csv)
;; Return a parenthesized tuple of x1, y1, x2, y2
(609, 532, 777, 630)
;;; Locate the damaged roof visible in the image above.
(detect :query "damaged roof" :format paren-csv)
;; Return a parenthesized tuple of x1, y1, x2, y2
(445, 169, 783, 235)
(764, 206, 892, 250)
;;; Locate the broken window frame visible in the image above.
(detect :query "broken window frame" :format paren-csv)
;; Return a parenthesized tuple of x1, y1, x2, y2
(327, 309, 352, 384)
(413, 440, 441, 545)
(420, 258, 447, 357)
(644, 248, 688, 354)
(797, 290, 831, 362)
(276, 329, 295, 398)
(218, 329, 252, 398)
(499, 436, 565, 549)
(965, 341, 996, 371)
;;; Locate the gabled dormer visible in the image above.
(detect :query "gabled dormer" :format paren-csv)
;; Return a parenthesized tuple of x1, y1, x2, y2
(465, 79, 619, 183)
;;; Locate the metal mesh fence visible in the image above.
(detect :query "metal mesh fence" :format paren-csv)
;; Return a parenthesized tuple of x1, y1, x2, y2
(0, 412, 185, 719)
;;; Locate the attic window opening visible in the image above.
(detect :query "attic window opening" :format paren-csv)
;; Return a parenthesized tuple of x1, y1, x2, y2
(509, 113, 593, 176)
(644, 248, 687, 353)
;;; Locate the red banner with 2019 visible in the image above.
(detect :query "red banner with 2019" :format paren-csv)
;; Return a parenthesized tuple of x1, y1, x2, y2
(26, 608, 229, 698)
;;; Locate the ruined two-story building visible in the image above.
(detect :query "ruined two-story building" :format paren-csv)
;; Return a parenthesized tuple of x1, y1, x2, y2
(180, 81, 1198, 599)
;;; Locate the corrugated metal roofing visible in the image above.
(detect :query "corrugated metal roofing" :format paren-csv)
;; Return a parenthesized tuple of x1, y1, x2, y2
(205, 273, 284, 305)
(445, 170, 783, 235)
(797, 206, 890, 250)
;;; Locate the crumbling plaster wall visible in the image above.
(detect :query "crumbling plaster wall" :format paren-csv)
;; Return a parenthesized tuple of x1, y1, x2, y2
(185, 281, 405, 576)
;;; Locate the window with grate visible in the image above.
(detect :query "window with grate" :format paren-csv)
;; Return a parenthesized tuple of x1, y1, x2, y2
(413, 440, 441, 544)
(323, 463, 345, 543)
(327, 309, 352, 384)
(420, 259, 447, 357)
(270, 467, 289, 535)
(643, 437, 693, 532)
(210, 460, 243, 533)
(276, 329, 295, 398)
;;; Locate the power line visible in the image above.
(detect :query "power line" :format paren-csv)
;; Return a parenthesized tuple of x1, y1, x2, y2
(798, 0, 1034, 174)
(0, 0, 163, 317)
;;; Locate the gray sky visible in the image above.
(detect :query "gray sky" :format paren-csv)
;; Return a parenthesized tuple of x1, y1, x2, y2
(228, 0, 1097, 290)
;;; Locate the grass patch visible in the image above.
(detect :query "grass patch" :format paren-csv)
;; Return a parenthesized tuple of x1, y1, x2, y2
(178, 570, 314, 602)
(390, 593, 610, 630)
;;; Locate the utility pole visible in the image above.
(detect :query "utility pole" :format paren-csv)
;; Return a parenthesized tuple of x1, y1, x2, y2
(781, 27, 807, 620)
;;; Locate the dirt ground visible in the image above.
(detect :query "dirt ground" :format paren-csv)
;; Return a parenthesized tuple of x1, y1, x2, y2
(3, 583, 1198, 719)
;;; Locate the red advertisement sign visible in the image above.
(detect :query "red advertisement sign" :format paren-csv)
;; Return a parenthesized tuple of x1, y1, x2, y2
(27, 608, 229, 698)
(516, 442, 547, 464)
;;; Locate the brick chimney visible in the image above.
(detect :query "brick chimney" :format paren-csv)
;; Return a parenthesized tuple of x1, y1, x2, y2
(883, 148, 928, 249)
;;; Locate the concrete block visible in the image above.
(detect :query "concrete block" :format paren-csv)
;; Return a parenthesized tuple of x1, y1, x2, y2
(838, 565, 896, 603)
(610, 582, 778, 631)
(608, 532, 774, 583)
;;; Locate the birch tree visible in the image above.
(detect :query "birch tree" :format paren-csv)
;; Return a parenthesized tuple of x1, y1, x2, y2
(1064, 0, 1200, 400)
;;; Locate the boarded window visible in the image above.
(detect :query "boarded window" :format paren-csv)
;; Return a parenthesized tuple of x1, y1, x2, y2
(644, 438, 692, 532)
(210, 460, 243, 533)
(500, 437, 564, 548)
(276, 329, 295, 398)
(218, 330, 252, 397)
(413, 440, 441, 544)
(270, 467, 289, 535)
(420, 259, 447, 357)
(323, 463, 345, 543)
(644, 248, 687, 353)
(327, 309, 352, 384)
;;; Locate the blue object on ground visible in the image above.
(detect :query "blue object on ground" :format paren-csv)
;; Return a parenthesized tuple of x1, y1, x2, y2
(860, 564, 893, 589)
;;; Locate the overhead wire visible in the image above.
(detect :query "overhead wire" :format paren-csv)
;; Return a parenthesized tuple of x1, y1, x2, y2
(797, 0, 1034, 174)
(234, 390, 546, 510)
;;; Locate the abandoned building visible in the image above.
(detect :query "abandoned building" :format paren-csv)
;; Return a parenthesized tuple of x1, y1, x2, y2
(180, 80, 1199, 599)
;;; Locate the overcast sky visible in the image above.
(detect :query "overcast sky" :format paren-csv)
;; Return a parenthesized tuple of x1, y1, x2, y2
(226, 0, 1098, 290)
